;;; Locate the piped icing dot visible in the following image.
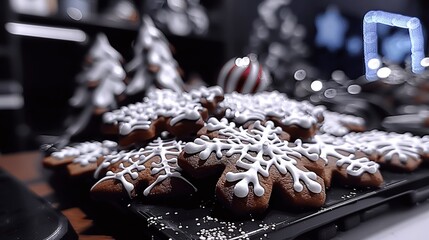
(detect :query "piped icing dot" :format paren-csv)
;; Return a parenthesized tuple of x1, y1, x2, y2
(293, 182, 304, 192)
(119, 123, 133, 135)
(169, 108, 200, 126)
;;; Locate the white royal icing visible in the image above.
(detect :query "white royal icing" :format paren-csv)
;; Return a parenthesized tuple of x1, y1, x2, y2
(184, 118, 322, 198)
(92, 137, 196, 197)
(305, 134, 379, 176)
(189, 85, 223, 102)
(320, 110, 365, 137)
(103, 86, 223, 135)
(344, 130, 422, 163)
(306, 134, 356, 164)
(52, 140, 118, 166)
(336, 154, 379, 177)
(219, 91, 323, 129)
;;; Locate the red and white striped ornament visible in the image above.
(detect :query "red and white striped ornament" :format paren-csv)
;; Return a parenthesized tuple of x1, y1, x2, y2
(217, 54, 271, 94)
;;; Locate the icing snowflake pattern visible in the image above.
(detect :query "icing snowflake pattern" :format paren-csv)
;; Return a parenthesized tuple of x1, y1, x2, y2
(303, 133, 383, 187)
(320, 110, 365, 136)
(344, 130, 421, 163)
(219, 91, 324, 129)
(305, 134, 379, 176)
(92, 138, 196, 197)
(103, 86, 222, 135)
(184, 118, 322, 198)
(52, 140, 118, 166)
(336, 154, 378, 176)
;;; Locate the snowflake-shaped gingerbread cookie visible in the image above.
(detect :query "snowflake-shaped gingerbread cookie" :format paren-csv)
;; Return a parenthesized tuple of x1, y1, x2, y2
(91, 137, 196, 202)
(217, 91, 325, 140)
(102, 86, 223, 146)
(319, 110, 366, 137)
(344, 130, 424, 172)
(303, 134, 382, 188)
(178, 117, 326, 215)
(43, 140, 118, 177)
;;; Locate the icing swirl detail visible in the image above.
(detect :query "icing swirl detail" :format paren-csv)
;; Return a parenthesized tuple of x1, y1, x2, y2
(336, 154, 379, 176)
(320, 110, 365, 136)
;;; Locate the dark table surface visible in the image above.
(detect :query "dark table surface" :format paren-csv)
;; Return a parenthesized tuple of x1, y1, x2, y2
(0, 151, 148, 240)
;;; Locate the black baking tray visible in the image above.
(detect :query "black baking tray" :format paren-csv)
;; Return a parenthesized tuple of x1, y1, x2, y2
(123, 167, 429, 240)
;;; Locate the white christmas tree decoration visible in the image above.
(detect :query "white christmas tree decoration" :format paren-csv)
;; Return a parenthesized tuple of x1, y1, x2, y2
(70, 33, 126, 111)
(126, 15, 184, 95)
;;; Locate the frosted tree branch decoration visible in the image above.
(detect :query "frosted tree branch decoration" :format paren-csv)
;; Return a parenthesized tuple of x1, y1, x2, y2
(363, 11, 425, 80)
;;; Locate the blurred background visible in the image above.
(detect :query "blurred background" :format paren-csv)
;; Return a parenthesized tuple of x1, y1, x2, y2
(0, 0, 427, 153)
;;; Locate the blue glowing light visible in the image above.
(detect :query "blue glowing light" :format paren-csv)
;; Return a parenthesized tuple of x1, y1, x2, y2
(315, 6, 348, 52)
(363, 10, 425, 80)
(346, 35, 362, 56)
(382, 30, 411, 63)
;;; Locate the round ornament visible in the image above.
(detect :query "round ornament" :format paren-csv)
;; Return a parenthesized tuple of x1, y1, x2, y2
(217, 54, 271, 94)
